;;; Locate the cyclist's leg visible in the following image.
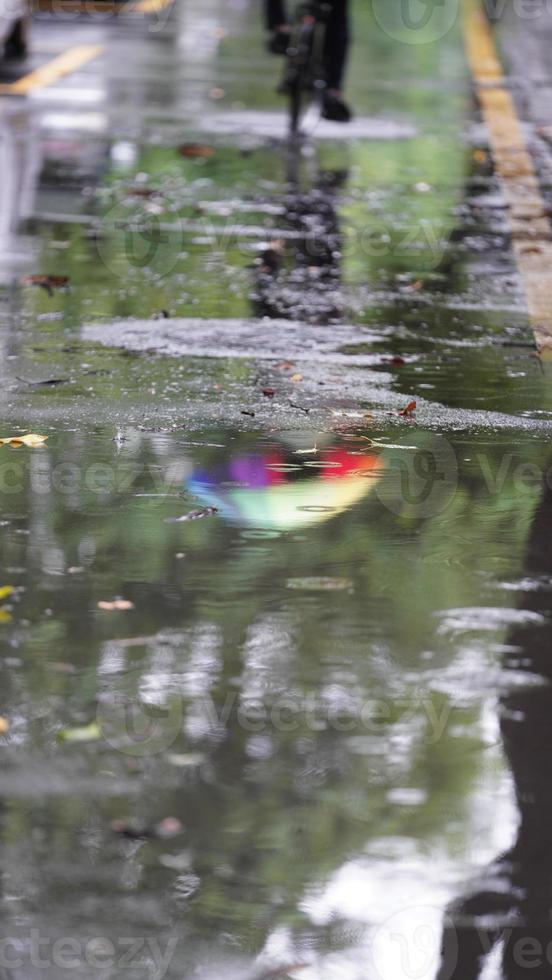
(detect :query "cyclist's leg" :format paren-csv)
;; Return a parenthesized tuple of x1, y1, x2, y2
(322, 0, 352, 121)
(266, 0, 291, 54)
(266, 0, 288, 30)
(323, 0, 349, 92)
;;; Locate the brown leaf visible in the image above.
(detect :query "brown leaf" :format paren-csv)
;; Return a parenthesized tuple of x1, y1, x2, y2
(124, 186, 158, 199)
(275, 361, 295, 371)
(20, 275, 69, 295)
(398, 401, 417, 417)
(178, 143, 215, 159)
(0, 717, 9, 735)
(381, 356, 406, 366)
(262, 387, 276, 398)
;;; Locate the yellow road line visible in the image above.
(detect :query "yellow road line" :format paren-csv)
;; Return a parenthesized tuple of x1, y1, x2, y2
(31, 0, 172, 14)
(463, 0, 552, 354)
(134, 0, 173, 14)
(0, 43, 103, 96)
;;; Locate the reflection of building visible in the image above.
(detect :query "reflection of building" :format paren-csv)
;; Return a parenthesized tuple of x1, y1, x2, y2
(0, 102, 40, 279)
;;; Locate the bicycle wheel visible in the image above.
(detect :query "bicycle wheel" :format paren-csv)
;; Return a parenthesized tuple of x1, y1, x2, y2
(289, 73, 304, 137)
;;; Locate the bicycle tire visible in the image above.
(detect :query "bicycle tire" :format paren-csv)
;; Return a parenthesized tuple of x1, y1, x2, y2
(286, 15, 315, 137)
(289, 76, 304, 137)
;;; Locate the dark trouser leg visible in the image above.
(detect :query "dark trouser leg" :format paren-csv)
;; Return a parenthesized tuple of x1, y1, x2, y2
(324, 0, 350, 90)
(266, 0, 288, 30)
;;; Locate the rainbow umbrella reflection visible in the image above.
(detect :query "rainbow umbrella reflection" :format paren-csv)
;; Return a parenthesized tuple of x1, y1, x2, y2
(188, 446, 384, 532)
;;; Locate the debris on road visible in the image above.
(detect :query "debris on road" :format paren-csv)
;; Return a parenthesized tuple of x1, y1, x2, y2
(165, 507, 219, 524)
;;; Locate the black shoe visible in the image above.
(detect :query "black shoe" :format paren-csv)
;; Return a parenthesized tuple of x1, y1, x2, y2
(322, 92, 352, 123)
(4, 20, 27, 60)
(268, 30, 291, 56)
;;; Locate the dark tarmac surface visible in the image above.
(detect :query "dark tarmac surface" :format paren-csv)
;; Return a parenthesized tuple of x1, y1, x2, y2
(3, 2, 552, 979)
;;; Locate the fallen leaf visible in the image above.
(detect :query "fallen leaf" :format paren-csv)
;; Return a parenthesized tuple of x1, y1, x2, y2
(208, 87, 225, 100)
(290, 373, 303, 383)
(262, 387, 276, 398)
(473, 149, 487, 164)
(124, 186, 158, 198)
(0, 433, 48, 448)
(0, 717, 9, 734)
(275, 361, 295, 371)
(111, 819, 151, 840)
(398, 401, 417, 417)
(288, 400, 310, 414)
(381, 355, 406, 367)
(165, 507, 218, 524)
(58, 721, 101, 743)
(20, 275, 69, 295)
(155, 816, 184, 838)
(97, 599, 135, 611)
(178, 144, 215, 159)
(0, 586, 14, 601)
(241, 410, 256, 418)
(404, 280, 423, 292)
(520, 245, 544, 255)
(167, 753, 205, 768)
(111, 816, 184, 841)
(17, 377, 71, 387)
(0, 610, 12, 624)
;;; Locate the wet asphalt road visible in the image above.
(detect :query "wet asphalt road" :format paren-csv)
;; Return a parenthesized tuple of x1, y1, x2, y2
(3, 3, 552, 980)
(1, 0, 552, 430)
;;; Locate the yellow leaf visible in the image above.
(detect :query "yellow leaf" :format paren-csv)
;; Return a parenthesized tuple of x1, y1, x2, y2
(0, 586, 13, 601)
(58, 721, 101, 743)
(290, 373, 303, 383)
(0, 610, 12, 624)
(0, 717, 9, 735)
(0, 434, 48, 448)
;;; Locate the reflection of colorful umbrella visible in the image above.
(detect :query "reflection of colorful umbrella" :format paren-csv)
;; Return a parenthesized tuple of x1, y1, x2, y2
(188, 448, 383, 531)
